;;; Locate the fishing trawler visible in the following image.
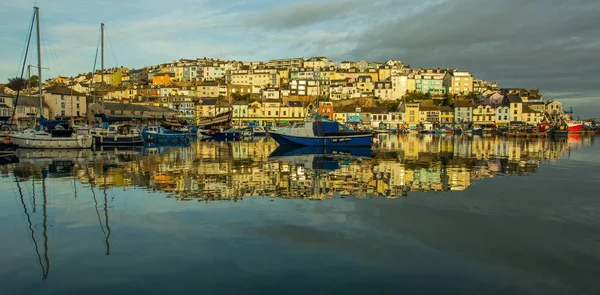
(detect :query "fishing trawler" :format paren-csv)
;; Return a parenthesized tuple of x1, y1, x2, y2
(269, 113, 373, 147)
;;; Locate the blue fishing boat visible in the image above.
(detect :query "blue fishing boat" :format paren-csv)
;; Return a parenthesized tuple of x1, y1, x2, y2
(141, 125, 190, 143)
(269, 114, 373, 147)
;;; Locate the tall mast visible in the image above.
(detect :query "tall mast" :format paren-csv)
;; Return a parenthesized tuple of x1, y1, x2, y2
(35, 7, 42, 118)
(101, 23, 104, 105)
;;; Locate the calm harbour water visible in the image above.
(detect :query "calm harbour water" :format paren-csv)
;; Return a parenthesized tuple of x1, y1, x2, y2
(1, 135, 599, 295)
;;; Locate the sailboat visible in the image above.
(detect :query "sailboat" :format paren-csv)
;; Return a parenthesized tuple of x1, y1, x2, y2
(9, 7, 93, 149)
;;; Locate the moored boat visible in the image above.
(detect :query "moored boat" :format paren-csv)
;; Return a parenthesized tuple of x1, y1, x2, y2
(91, 123, 144, 146)
(10, 118, 93, 149)
(566, 120, 583, 133)
(269, 114, 373, 147)
(8, 7, 92, 149)
(142, 125, 190, 143)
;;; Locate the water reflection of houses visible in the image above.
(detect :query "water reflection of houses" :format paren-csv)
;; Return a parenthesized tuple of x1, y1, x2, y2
(17, 135, 581, 201)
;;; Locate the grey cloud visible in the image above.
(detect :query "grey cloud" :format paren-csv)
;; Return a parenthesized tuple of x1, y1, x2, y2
(247, 0, 368, 30)
(343, 0, 600, 94)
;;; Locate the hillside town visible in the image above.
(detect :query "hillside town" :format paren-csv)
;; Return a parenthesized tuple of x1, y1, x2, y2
(0, 56, 573, 130)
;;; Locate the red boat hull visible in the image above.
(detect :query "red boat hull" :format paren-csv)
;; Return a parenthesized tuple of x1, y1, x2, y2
(567, 121, 583, 133)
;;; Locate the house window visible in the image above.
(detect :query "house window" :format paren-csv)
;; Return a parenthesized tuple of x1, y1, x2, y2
(268, 111, 271, 116)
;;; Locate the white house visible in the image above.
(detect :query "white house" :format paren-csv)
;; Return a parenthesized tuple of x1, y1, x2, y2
(453, 100, 473, 124)
(43, 85, 87, 119)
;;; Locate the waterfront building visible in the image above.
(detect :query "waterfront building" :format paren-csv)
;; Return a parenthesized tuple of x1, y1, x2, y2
(522, 105, 543, 125)
(440, 106, 454, 125)
(453, 100, 473, 124)
(419, 105, 441, 125)
(495, 103, 510, 126)
(169, 96, 196, 121)
(443, 70, 473, 95)
(506, 95, 524, 122)
(472, 103, 496, 126)
(402, 102, 421, 128)
(317, 101, 334, 120)
(195, 98, 218, 119)
(87, 101, 176, 124)
(43, 85, 87, 119)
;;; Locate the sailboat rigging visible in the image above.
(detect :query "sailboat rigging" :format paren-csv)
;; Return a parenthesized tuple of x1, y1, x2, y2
(89, 23, 144, 146)
(9, 7, 93, 149)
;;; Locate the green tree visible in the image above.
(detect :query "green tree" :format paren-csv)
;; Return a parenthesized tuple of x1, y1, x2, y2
(7, 77, 28, 91)
(29, 75, 38, 87)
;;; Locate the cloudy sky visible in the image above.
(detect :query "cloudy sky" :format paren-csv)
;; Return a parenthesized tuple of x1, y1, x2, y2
(1, 0, 599, 101)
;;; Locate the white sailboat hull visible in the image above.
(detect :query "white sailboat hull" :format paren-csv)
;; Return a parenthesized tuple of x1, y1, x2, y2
(10, 133, 93, 149)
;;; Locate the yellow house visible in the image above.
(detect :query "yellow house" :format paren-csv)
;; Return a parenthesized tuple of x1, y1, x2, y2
(108, 69, 125, 86)
(402, 102, 420, 128)
(50, 75, 70, 85)
(334, 112, 346, 123)
(251, 69, 279, 87)
(285, 101, 305, 119)
(472, 103, 496, 125)
(406, 77, 416, 93)
(440, 106, 454, 124)
(443, 71, 473, 95)
(230, 70, 251, 85)
(362, 69, 379, 82)
(507, 95, 523, 122)
(152, 73, 173, 86)
(248, 101, 264, 118)
(263, 98, 282, 118)
(197, 82, 220, 98)
(356, 75, 374, 93)
(522, 105, 543, 125)
(378, 67, 392, 81)
(195, 98, 218, 119)
(318, 67, 336, 80)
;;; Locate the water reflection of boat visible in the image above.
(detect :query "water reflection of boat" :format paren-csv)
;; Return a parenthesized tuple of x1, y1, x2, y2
(94, 144, 144, 152)
(0, 153, 19, 165)
(269, 146, 371, 171)
(15, 148, 93, 166)
(270, 146, 372, 158)
(143, 141, 190, 155)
